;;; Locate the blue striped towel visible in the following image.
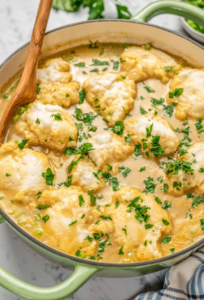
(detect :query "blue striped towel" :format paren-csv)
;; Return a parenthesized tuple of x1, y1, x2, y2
(133, 247, 204, 300)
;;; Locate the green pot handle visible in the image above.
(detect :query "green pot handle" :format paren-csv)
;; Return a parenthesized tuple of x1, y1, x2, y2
(0, 213, 98, 300)
(0, 262, 98, 300)
(131, 0, 204, 27)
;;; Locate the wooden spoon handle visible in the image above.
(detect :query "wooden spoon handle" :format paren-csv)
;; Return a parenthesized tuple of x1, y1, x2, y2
(0, 0, 53, 144)
(17, 0, 54, 97)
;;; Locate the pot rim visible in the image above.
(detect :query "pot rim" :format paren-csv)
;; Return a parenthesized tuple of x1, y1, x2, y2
(1, 19, 204, 268)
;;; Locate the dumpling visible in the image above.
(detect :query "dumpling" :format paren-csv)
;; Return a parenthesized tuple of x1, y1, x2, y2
(166, 69, 204, 120)
(0, 141, 53, 203)
(37, 58, 72, 83)
(37, 58, 80, 107)
(38, 186, 101, 256)
(109, 186, 172, 262)
(166, 143, 204, 195)
(83, 73, 136, 126)
(71, 158, 105, 192)
(124, 114, 179, 157)
(37, 81, 80, 108)
(121, 46, 180, 83)
(14, 101, 77, 151)
(162, 206, 204, 256)
(70, 131, 134, 192)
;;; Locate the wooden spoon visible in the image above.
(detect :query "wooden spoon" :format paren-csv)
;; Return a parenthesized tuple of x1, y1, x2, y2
(0, 0, 53, 145)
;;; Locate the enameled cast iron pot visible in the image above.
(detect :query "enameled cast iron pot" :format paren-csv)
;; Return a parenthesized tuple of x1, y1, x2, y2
(1, 1, 204, 299)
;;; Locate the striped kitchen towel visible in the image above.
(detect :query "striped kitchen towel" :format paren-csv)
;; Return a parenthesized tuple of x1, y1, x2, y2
(133, 247, 204, 300)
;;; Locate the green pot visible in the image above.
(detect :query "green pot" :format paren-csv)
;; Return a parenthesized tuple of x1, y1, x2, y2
(0, 1, 204, 299)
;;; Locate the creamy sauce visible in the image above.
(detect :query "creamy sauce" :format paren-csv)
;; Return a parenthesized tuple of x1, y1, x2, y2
(0, 43, 204, 263)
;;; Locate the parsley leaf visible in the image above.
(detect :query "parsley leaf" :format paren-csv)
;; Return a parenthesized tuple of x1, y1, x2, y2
(36, 83, 41, 95)
(164, 66, 177, 72)
(140, 106, 147, 115)
(79, 88, 86, 104)
(112, 121, 124, 135)
(144, 85, 155, 93)
(75, 62, 85, 67)
(36, 205, 50, 210)
(161, 236, 171, 244)
(163, 105, 174, 117)
(79, 195, 85, 207)
(143, 177, 156, 194)
(118, 245, 124, 255)
(42, 168, 55, 185)
(116, 5, 131, 19)
(169, 88, 183, 99)
(18, 139, 29, 150)
(50, 113, 62, 121)
(90, 59, 109, 66)
(42, 215, 50, 223)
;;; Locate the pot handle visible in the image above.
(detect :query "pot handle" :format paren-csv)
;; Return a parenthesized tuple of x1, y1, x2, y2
(0, 213, 98, 300)
(131, 0, 204, 27)
(0, 262, 98, 300)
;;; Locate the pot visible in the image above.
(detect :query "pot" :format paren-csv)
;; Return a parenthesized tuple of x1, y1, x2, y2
(0, 1, 204, 299)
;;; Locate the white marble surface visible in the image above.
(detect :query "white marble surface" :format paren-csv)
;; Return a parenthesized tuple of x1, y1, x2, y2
(0, 1, 194, 299)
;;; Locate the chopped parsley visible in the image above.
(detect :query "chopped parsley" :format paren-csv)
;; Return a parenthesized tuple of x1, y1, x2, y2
(118, 166, 131, 177)
(112, 121, 124, 135)
(42, 215, 50, 223)
(155, 197, 162, 204)
(18, 139, 29, 150)
(75, 249, 85, 258)
(91, 59, 109, 66)
(73, 108, 97, 128)
(140, 106, 147, 115)
(100, 215, 112, 221)
(163, 183, 169, 192)
(112, 60, 119, 70)
(150, 136, 164, 158)
(69, 220, 77, 226)
(42, 168, 55, 185)
(36, 118, 40, 124)
(162, 218, 170, 225)
(143, 177, 156, 194)
(115, 201, 120, 208)
(164, 160, 194, 176)
(36, 83, 41, 95)
(118, 245, 124, 255)
(161, 236, 171, 244)
(144, 85, 155, 93)
(134, 144, 142, 156)
(145, 224, 153, 229)
(36, 205, 50, 210)
(163, 104, 175, 117)
(50, 113, 62, 121)
(200, 219, 204, 231)
(85, 236, 93, 243)
(169, 88, 183, 99)
(79, 195, 85, 207)
(5, 173, 11, 177)
(164, 66, 177, 72)
(124, 134, 132, 143)
(122, 227, 127, 236)
(88, 191, 96, 206)
(139, 167, 146, 172)
(162, 200, 171, 209)
(192, 196, 204, 208)
(195, 118, 204, 133)
(151, 97, 165, 108)
(79, 88, 86, 104)
(75, 62, 86, 67)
